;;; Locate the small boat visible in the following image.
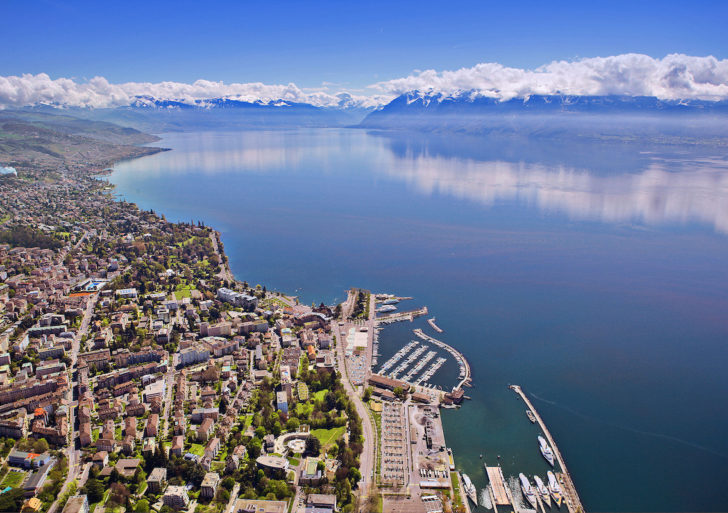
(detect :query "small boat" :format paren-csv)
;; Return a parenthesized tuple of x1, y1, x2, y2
(479, 454, 483, 459)
(526, 409, 536, 423)
(519, 473, 537, 508)
(462, 473, 478, 506)
(534, 475, 552, 508)
(539, 435, 555, 466)
(547, 471, 563, 508)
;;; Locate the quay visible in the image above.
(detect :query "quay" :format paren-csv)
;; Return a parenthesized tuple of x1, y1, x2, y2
(485, 466, 511, 507)
(427, 317, 444, 333)
(413, 328, 472, 390)
(510, 385, 584, 513)
(376, 305, 429, 324)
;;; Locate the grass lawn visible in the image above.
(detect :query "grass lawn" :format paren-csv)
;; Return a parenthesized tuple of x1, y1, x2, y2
(287, 457, 300, 467)
(313, 389, 329, 402)
(174, 285, 196, 300)
(311, 426, 345, 450)
(0, 470, 26, 488)
(189, 443, 205, 457)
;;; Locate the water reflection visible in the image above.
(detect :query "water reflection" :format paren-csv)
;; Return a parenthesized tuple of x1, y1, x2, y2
(380, 151, 728, 233)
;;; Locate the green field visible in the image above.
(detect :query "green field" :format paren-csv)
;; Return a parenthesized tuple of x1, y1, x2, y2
(189, 443, 205, 457)
(295, 402, 313, 417)
(311, 426, 345, 450)
(174, 284, 196, 299)
(0, 470, 26, 488)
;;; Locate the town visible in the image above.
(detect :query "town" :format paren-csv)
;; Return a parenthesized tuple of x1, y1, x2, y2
(0, 116, 473, 513)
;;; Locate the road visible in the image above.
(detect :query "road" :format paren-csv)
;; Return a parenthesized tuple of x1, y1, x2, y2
(48, 290, 98, 513)
(210, 231, 234, 284)
(333, 314, 376, 499)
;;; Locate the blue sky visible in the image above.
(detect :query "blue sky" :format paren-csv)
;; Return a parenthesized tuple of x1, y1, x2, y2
(2, 0, 727, 90)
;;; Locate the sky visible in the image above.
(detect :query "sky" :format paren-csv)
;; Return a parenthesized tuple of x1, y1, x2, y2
(0, 0, 727, 107)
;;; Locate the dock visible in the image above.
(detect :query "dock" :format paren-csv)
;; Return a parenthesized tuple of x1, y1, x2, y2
(485, 466, 511, 507)
(413, 329, 472, 390)
(378, 340, 418, 374)
(510, 385, 584, 513)
(427, 317, 444, 333)
(376, 306, 429, 324)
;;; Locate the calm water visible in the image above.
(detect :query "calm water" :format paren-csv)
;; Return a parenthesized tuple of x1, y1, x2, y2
(111, 129, 728, 511)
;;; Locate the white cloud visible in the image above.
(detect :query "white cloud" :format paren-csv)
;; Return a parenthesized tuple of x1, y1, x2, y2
(0, 73, 388, 109)
(372, 54, 728, 101)
(1, 54, 727, 110)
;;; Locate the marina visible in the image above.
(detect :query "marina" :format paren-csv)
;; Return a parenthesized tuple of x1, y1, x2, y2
(378, 340, 419, 374)
(414, 356, 447, 386)
(402, 350, 437, 382)
(510, 384, 584, 513)
(390, 345, 427, 378)
(413, 328, 472, 390)
(485, 466, 511, 508)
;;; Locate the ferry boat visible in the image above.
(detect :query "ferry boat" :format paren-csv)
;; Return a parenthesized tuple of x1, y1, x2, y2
(534, 475, 552, 508)
(462, 473, 478, 506)
(376, 305, 397, 313)
(519, 473, 537, 508)
(382, 298, 399, 305)
(547, 471, 563, 508)
(539, 435, 555, 466)
(526, 409, 536, 423)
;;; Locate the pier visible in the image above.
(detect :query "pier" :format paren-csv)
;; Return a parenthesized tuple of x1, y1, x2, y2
(485, 466, 511, 507)
(378, 340, 418, 374)
(391, 345, 427, 378)
(376, 306, 429, 324)
(414, 357, 447, 386)
(510, 385, 584, 513)
(402, 350, 436, 381)
(413, 329, 472, 390)
(427, 317, 444, 333)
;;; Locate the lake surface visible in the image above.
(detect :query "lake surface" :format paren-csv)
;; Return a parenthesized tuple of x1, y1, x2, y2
(111, 129, 728, 511)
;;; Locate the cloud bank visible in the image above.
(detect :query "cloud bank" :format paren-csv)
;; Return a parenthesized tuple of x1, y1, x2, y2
(1, 54, 727, 110)
(0, 74, 387, 109)
(372, 54, 728, 101)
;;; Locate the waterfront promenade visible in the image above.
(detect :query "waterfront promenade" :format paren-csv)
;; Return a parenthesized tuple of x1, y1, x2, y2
(511, 385, 584, 513)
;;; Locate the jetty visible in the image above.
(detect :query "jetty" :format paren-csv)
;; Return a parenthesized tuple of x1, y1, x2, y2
(376, 306, 428, 324)
(510, 385, 584, 513)
(391, 345, 427, 378)
(378, 340, 418, 374)
(413, 328, 472, 390)
(403, 350, 436, 381)
(485, 466, 511, 508)
(427, 317, 444, 333)
(414, 356, 447, 385)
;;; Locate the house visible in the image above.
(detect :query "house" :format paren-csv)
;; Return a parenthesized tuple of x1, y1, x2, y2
(276, 391, 288, 414)
(299, 458, 323, 486)
(204, 437, 221, 460)
(23, 459, 54, 497)
(145, 413, 159, 437)
(92, 451, 108, 468)
(8, 451, 51, 469)
(200, 472, 220, 499)
(115, 458, 141, 479)
(163, 486, 189, 509)
(197, 417, 215, 441)
(170, 435, 184, 457)
(304, 494, 337, 513)
(61, 495, 89, 513)
(147, 467, 167, 494)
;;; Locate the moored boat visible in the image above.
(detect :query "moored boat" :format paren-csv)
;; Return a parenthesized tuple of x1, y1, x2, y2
(376, 304, 397, 313)
(519, 473, 537, 508)
(534, 475, 551, 508)
(547, 471, 563, 508)
(539, 435, 555, 466)
(526, 409, 536, 423)
(462, 473, 478, 506)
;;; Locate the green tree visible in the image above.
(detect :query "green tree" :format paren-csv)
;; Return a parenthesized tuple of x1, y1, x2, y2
(135, 499, 150, 513)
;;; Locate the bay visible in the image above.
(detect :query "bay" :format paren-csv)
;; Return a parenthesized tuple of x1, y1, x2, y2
(110, 128, 728, 511)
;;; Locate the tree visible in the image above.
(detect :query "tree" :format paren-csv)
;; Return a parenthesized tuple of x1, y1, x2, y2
(362, 387, 373, 402)
(32, 437, 49, 453)
(135, 499, 150, 513)
(305, 436, 321, 457)
(83, 477, 104, 503)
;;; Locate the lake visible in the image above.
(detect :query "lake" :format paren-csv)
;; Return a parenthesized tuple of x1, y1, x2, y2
(111, 128, 728, 511)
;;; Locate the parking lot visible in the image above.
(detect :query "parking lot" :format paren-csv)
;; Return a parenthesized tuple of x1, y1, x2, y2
(381, 401, 409, 487)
